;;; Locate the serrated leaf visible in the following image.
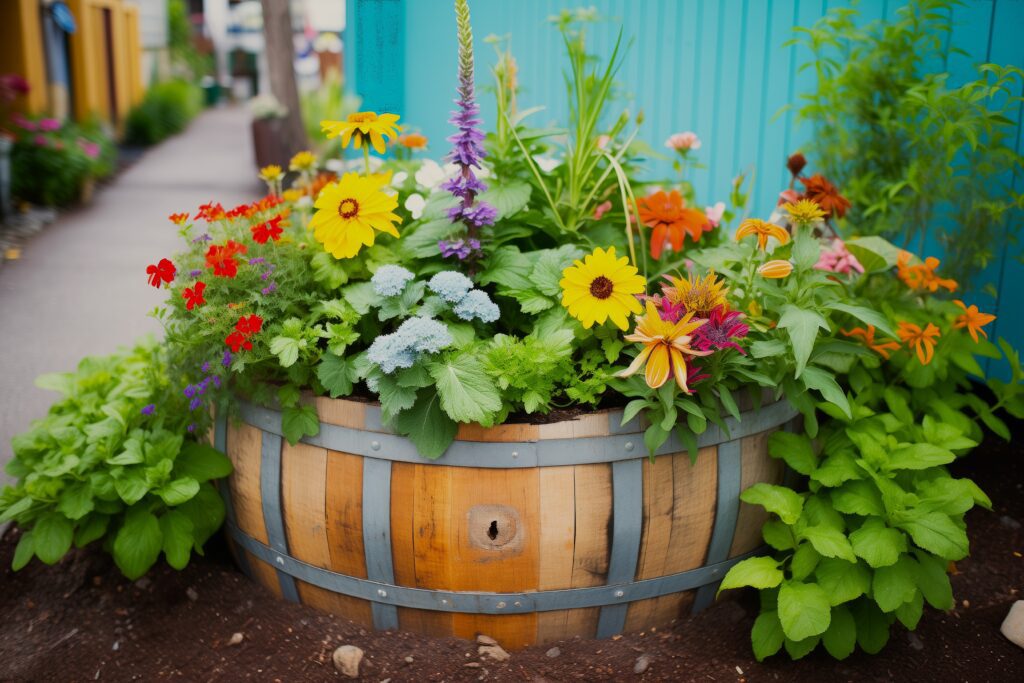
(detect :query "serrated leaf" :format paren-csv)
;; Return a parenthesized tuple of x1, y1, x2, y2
(394, 390, 457, 459)
(849, 519, 906, 567)
(885, 443, 955, 471)
(814, 557, 871, 605)
(800, 525, 856, 562)
(429, 354, 502, 424)
(831, 480, 884, 516)
(317, 354, 353, 398)
(281, 404, 320, 445)
(896, 510, 969, 560)
(768, 431, 816, 475)
(477, 180, 531, 219)
(872, 555, 918, 612)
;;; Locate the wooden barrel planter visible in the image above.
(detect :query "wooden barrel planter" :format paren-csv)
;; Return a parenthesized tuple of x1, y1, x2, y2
(215, 396, 798, 649)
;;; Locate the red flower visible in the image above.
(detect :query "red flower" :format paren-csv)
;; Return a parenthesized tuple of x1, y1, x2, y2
(196, 201, 226, 222)
(168, 212, 189, 225)
(182, 281, 206, 310)
(205, 240, 248, 278)
(145, 258, 176, 288)
(225, 331, 252, 353)
(251, 215, 284, 244)
(235, 314, 263, 335)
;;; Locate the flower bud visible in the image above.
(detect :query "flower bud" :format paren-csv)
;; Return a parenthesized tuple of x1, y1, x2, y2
(786, 152, 807, 177)
(758, 260, 794, 279)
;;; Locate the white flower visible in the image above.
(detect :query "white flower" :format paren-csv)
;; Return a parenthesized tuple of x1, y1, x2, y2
(665, 131, 701, 151)
(533, 155, 560, 173)
(705, 201, 725, 227)
(325, 157, 382, 174)
(404, 193, 426, 219)
(414, 159, 460, 190)
(391, 171, 408, 187)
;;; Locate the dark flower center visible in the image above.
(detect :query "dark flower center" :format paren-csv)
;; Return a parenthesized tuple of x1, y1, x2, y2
(589, 276, 614, 299)
(338, 198, 360, 219)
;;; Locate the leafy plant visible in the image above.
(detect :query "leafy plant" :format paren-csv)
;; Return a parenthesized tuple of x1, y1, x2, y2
(792, 0, 1024, 284)
(125, 79, 203, 146)
(8, 115, 114, 206)
(0, 340, 231, 578)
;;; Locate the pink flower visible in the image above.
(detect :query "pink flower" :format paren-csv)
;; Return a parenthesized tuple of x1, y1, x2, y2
(665, 131, 701, 152)
(38, 118, 61, 132)
(693, 305, 749, 354)
(596, 135, 611, 150)
(33, 134, 46, 146)
(777, 189, 800, 206)
(594, 200, 612, 220)
(78, 139, 100, 159)
(11, 112, 35, 131)
(814, 238, 864, 275)
(705, 201, 725, 227)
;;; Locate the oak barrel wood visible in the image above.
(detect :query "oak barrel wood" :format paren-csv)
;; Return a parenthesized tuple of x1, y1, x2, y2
(221, 395, 797, 648)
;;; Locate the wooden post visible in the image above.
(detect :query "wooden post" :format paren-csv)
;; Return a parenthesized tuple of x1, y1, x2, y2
(259, 0, 308, 157)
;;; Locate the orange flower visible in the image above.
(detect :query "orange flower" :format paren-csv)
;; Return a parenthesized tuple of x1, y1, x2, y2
(168, 212, 189, 225)
(897, 321, 941, 365)
(397, 133, 428, 149)
(953, 300, 996, 343)
(637, 190, 711, 259)
(896, 251, 958, 293)
(758, 260, 794, 279)
(841, 326, 901, 360)
(799, 174, 851, 219)
(736, 219, 790, 251)
(616, 301, 712, 391)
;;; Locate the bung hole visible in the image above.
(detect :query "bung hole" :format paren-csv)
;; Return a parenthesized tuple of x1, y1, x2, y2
(487, 520, 499, 540)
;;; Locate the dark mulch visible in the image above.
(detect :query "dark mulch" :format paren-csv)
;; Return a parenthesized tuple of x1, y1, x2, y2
(1, 424, 1021, 682)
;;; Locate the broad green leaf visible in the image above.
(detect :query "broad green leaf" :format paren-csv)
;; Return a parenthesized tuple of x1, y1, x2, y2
(57, 481, 94, 520)
(281, 404, 320, 445)
(777, 305, 829, 378)
(762, 519, 795, 551)
(0, 496, 32, 523)
(814, 557, 871, 605)
(177, 482, 225, 548)
(33, 513, 73, 565)
(826, 302, 897, 338)
(113, 471, 149, 506)
(74, 514, 109, 547)
(822, 605, 857, 659)
(113, 506, 162, 580)
(751, 610, 785, 661)
(477, 180, 531, 219)
(719, 556, 784, 593)
(896, 510, 969, 560)
(529, 245, 584, 297)
(791, 542, 821, 580)
(885, 443, 955, 471)
(12, 531, 34, 570)
(173, 442, 233, 483)
(778, 580, 832, 641)
(895, 590, 924, 629)
(872, 555, 918, 612)
(784, 635, 820, 659)
(914, 551, 954, 609)
(157, 476, 200, 506)
(429, 354, 502, 424)
(849, 519, 906, 568)
(793, 229, 821, 270)
(800, 525, 856, 562)
(768, 431, 816, 475)
(811, 451, 863, 487)
(845, 236, 903, 273)
(107, 438, 145, 466)
(831, 480, 885, 516)
(159, 510, 194, 570)
(801, 366, 851, 418)
(269, 335, 303, 368)
(741, 483, 804, 524)
(851, 599, 890, 654)
(317, 354, 353, 398)
(394, 390, 458, 459)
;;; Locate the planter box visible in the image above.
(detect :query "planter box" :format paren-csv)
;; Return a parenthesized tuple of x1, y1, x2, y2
(216, 396, 798, 648)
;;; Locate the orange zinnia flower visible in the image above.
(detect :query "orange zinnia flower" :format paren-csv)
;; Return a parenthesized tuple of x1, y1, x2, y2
(168, 212, 189, 225)
(841, 326, 901, 360)
(897, 321, 941, 365)
(397, 133, 428, 149)
(799, 174, 851, 219)
(896, 251, 958, 293)
(953, 300, 996, 343)
(736, 219, 790, 250)
(758, 260, 794, 279)
(616, 301, 712, 391)
(637, 190, 711, 259)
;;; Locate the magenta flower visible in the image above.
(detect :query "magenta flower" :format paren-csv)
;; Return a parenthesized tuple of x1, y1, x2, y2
(685, 365, 710, 391)
(38, 118, 61, 132)
(693, 305, 749, 354)
(665, 131, 701, 152)
(594, 200, 613, 220)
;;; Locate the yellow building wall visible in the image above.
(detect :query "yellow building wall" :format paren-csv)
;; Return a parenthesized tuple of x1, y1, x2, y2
(0, 0, 48, 114)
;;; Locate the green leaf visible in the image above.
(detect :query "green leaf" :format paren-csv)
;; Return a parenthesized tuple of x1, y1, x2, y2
(113, 506, 162, 580)
(0, 496, 32, 523)
(394, 390, 458, 459)
(897, 510, 969, 560)
(790, 542, 821, 580)
(317, 354, 354, 398)
(529, 245, 584, 297)
(851, 599, 890, 654)
(57, 481, 94, 520)
(778, 305, 830, 378)
(751, 610, 785, 661)
(113, 471, 149, 505)
(814, 557, 871, 605)
(800, 525, 856, 562)
(74, 514, 110, 547)
(159, 510, 195, 570)
(157, 476, 200, 506)
(269, 335, 303, 368)
(778, 580, 832, 641)
(375, 373, 418, 422)
(845, 236, 903, 273)
(811, 451, 863, 487)
(176, 482, 225, 548)
(826, 302, 897, 338)
(173, 442, 233, 483)
(741, 483, 804, 524)
(12, 531, 34, 570)
(281, 404, 320, 445)
(719, 556, 784, 593)
(801, 366, 851, 418)
(477, 180, 531, 219)
(822, 605, 857, 659)
(831, 480, 884, 516)
(32, 513, 74, 565)
(914, 552, 953, 609)
(895, 590, 924, 630)
(107, 437, 145, 466)
(341, 281, 378, 315)
(784, 635, 820, 659)
(429, 354, 502, 424)
(762, 519, 796, 551)
(793, 229, 821, 270)
(768, 431, 816, 475)
(849, 519, 907, 568)
(885, 443, 955, 471)
(872, 555, 918, 612)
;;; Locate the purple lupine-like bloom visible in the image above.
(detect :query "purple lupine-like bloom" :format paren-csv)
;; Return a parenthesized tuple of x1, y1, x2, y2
(189, 397, 203, 411)
(189, 269, 203, 278)
(248, 257, 266, 265)
(141, 404, 156, 416)
(183, 384, 197, 399)
(187, 423, 196, 433)
(212, 375, 222, 389)
(260, 264, 276, 281)
(438, 238, 483, 260)
(201, 361, 211, 374)
(222, 350, 233, 367)
(192, 233, 212, 244)
(261, 282, 278, 296)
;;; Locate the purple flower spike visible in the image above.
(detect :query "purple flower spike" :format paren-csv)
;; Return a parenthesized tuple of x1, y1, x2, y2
(189, 397, 203, 411)
(192, 233, 212, 244)
(201, 361, 211, 374)
(141, 404, 156, 416)
(248, 257, 266, 265)
(189, 269, 203, 278)
(261, 282, 278, 296)
(222, 350, 233, 368)
(187, 423, 196, 433)
(183, 384, 197, 399)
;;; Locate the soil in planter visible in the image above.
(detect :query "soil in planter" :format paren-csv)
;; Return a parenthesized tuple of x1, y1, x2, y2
(1, 423, 1022, 682)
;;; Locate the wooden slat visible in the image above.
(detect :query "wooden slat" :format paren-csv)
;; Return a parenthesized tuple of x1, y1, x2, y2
(537, 413, 610, 439)
(561, 463, 612, 639)
(313, 396, 366, 428)
(226, 421, 267, 544)
(448, 468, 540, 648)
(624, 454, 676, 631)
(322, 449, 373, 623)
(536, 466, 576, 643)
(456, 422, 540, 442)
(729, 431, 785, 557)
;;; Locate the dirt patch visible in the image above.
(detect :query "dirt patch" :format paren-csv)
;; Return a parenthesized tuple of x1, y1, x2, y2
(1, 424, 1022, 682)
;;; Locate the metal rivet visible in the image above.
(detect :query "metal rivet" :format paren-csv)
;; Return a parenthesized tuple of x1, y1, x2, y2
(514, 601, 522, 608)
(511, 451, 519, 459)
(371, 440, 381, 451)
(614, 590, 624, 598)
(624, 441, 634, 452)
(377, 589, 387, 598)
(441, 599, 449, 605)
(496, 601, 507, 609)
(275, 556, 285, 566)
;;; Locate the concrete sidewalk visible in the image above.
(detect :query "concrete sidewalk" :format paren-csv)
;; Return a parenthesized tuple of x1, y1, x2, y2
(0, 106, 261, 487)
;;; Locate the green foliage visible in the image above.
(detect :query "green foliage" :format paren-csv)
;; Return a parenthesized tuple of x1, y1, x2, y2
(0, 340, 230, 578)
(125, 80, 203, 146)
(9, 116, 115, 206)
(793, 0, 1024, 283)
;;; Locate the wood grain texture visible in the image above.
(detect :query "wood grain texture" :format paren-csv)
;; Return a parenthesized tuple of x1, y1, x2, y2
(225, 420, 267, 544)
(729, 431, 785, 558)
(313, 396, 366, 429)
(560, 463, 613, 640)
(456, 422, 539, 442)
(324, 449, 373, 623)
(536, 466, 576, 643)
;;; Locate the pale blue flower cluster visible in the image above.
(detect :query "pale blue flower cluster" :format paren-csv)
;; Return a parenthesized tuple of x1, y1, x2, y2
(453, 289, 500, 323)
(371, 264, 416, 297)
(367, 316, 453, 374)
(427, 271, 474, 303)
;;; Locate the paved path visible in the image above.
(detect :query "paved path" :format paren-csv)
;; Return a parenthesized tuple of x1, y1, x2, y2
(0, 106, 260, 487)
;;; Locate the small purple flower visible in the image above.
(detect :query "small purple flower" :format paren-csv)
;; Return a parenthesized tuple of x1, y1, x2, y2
(261, 282, 278, 296)
(222, 350, 233, 367)
(189, 269, 203, 278)
(260, 264, 276, 281)
(212, 375, 222, 389)
(183, 384, 197, 399)
(189, 397, 203, 411)
(201, 361, 211, 374)
(439, 238, 483, 261)
(200, 376, 213, 390)
(141, 404, 156, 416)
(191, 233, 212, 244)
(248, 257, 266, 265)
(187, 423, 196, 433)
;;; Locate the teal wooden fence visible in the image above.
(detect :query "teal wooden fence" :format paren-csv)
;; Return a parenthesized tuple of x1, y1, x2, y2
(345, 0, 1024, 368)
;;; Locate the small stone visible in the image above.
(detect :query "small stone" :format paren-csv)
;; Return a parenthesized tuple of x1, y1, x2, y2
(1000, 600, 1024, 649)
(545, 647, 561, 658)
(476, 634, 498, 646)
(464, 662, 481, 668)
(403, 656, 414, 664)
(186, 587, 199, 602)
(907, 632, 924, 651)
(1000, 515, 1022, 531)
(112, 640, 120, 652)
(134, 577, 151, 590)
(332, 645, 364, 678)
(962, 599, 970, 608)
(228, 633, 244, 646)
(633, 654, 652, 674)
(478, 644, 511, 662)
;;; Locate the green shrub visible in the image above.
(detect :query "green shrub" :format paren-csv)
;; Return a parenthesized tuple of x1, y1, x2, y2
(125, 80, 202, 146)
(9, 114, 114, 206)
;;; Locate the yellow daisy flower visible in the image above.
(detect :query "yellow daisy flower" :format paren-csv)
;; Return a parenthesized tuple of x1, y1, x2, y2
(736, 218, 790, 250)
(559, 246, 646, 330)
(663, 270, 729, 317)
(320, 112, 401, 154)
(783, 199, 826, 227)
(259, 164, 283, 182)
(289, 150, 317, 172)
(616, 301, 711, 391)
(310, 172, 401, 259)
